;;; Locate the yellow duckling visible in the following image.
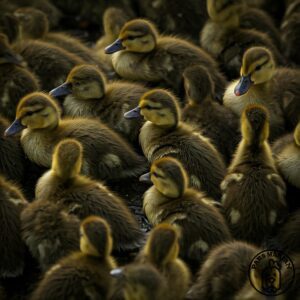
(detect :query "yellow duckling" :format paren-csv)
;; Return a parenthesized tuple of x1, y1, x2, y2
(221, 104, 287, 245)
(50, 64, 147, 144)
(201, 0, 284, 79)
(30, 216, 117, 300)
(110, 263, 168, 300)
(0, 175, 28, 278)
(223, 46, 291, 139)
(137, 223, 191, 300)
(105, 18, 226, 98)
(0, 33, 39, 121)
(5, 92, 146, 181)
(36, 139, 145, 252)
(186, 241, 260, 300)
(125, 89, 226, 200)
(140, 157, 231, 270)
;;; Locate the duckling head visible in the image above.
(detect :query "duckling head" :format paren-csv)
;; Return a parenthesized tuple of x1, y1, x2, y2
(124, 89, 181, 128)
(50, 64, 106, 99)
(80, 216, 113, 258)
(102, 7, 131, 39)
(0, 33, 24, 65)
(183, 65, 215, 104)
(110, 264, 167, 300)
(14, 7, 48, 40)
(234, 47, 275, 96)
(241, 104, 269, 146)
(105, 19, 158, 54)
(144, 223, 179, 267)
(52, 139, 83, 179)
(207, 0, 242, 25)
(294, 122, 300, 147)
(5, 92, 61, 136)
(141, 157, 188, 198)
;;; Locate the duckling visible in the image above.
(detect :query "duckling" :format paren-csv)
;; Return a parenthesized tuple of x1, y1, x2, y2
(0, 33, 39, 120)
(0, 175, 28, 278)
(136, 223, 191, 300)
(12, 38, 84, 91)
(223, 46, 295, 139)
(272, 122, 300, 211)
(136, 0, 208, 43)
(201, 0, 284, 80)
(105, 18, 227, 99)
(182, 65, 240, 164)
(36, 139, 145, 252)
(30, 216, 116, 300)
(110, 263, 168, 300)
(21, 200, 80, 271)
(186, 241, 260, 300)
(50, 64, 148, 144)
(281, 2, 300, 66)
(125, 89, 226, 200)
(13, 7, 109, 73)
(0, 116, 25, 184)
(141, 157, 232, 270)
(5, 92, 146, 181)
(95, 7, 131, 68)
(221, 104, 287, 245)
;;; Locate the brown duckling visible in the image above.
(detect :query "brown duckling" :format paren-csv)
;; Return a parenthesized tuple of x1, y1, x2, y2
(136, 0, 208, 43)
(136, 223, 191, 300)
(0, 116, 25, 184)
(95, 7, 131, 68)
(105, 18, 227, 99)
(0, 175, 28, 278)
(4, 92, 146, 181)
(110, 263, 168, 300)
(272, 122, 300, 211)
(141, 157, 232, 270)
(223, 46, 294, 139)
(221, 104, 287, 245)
(125, 89, 226, 200)
(30, 216, 116, 300)
(11, 38, 84, 91)
(186, 241, 260, 300)
(201, 0, 284, 80)
(0, 33, 39, 121)
(13, 7, 109, 73)
(281, 1, 300, 66)
(21, 200, 80, 271)
(35, 139, 145, 252)
(182, 65, 240, 164)
(50, 64, 148, 144)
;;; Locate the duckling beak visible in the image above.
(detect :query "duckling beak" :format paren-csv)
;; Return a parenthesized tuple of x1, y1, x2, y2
(49, 82, 71, 98)
(105, 38, 125, 54)
(139, 172, 152, 183)
(234, 75, 252, 96)
(124, 106, 141, 119)
(110, 268, 125, 278)
(4, 119, 26, 136)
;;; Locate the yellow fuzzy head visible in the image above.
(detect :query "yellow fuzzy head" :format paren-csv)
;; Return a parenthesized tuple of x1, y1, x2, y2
(80, 216, 113, 258)
(150, 157, 188, 198)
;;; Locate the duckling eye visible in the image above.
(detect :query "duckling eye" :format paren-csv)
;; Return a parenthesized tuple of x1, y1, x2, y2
(73, 82, 81, 87)
(255, 65, 262, 71)
(26, 111, 34, 116)
(127, 36, 135, 41)
(143, 105, 152, 110)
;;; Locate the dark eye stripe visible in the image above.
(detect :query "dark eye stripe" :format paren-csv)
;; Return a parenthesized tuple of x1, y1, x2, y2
(152, 172, 164, 178)
(142, 105, 161, 110)
(25, 107, 45, 117)
(251, 60, 269, 74)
